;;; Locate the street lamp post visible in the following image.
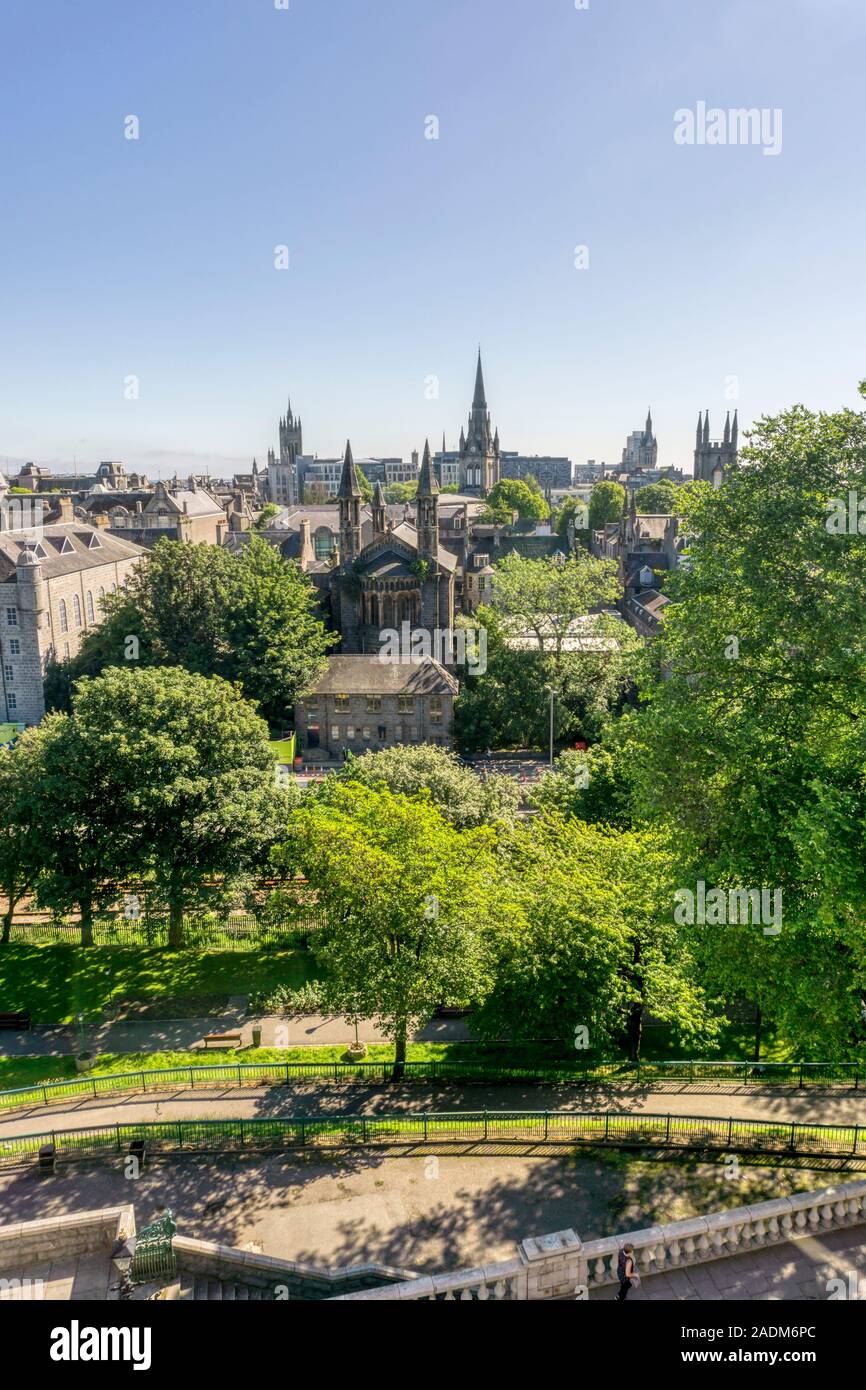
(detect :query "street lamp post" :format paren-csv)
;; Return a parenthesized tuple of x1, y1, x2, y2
(544, 684, 555, 770)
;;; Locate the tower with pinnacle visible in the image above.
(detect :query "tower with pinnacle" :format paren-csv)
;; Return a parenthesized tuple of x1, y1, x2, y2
(268, 395, 303, 505)
(458, 349, 500, 496)
(693, 410, 738, 487)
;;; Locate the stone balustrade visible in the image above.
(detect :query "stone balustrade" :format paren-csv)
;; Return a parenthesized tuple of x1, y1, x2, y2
(333, 1180, 866, 1300)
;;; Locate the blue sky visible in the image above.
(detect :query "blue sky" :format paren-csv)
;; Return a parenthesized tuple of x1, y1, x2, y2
(1, 0, 864, 480)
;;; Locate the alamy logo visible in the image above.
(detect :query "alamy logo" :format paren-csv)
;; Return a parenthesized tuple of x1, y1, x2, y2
(674, 881, 782, 935)
(826, 492, 866, 534)
(0, 496, 44, 535)
(50, 1321, 152, 1371)
(0, 1275, 44, 1299)
(674, 102, 782, 157)
(378, 623, 487, 675)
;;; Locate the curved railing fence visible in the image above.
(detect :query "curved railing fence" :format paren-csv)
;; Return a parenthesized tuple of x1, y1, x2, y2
(1, 1108, 864, 1169)
(0, 1057, 863, 1114)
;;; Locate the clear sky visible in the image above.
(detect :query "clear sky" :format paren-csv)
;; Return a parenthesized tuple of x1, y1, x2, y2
(1, 0, 864, 480)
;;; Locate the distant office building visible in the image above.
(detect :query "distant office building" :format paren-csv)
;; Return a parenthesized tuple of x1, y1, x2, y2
(499, 453, 573, 490)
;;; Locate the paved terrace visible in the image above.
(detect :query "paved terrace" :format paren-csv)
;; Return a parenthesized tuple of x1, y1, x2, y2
(1, 1082, 865, 1295)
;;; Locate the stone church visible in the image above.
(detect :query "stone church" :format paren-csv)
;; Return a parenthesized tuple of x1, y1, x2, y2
(330, 439, 457, 652)
(693, 410, 738, 486)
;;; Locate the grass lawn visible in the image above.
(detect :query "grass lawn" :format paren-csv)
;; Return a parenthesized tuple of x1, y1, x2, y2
(0, 946, 318, 1026)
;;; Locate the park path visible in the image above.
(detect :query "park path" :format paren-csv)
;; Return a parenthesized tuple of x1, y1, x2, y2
(2, 1080, 865, 1139)
(0, 1012, 472, 1057)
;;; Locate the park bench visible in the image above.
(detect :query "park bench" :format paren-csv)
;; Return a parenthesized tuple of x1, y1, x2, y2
(201, 1031, 243, 1049)
(0, 1011, 31, 1030)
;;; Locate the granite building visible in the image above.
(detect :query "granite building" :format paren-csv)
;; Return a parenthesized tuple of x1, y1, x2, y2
(0, 490, 145, 724)
(294, 653, 458, 757)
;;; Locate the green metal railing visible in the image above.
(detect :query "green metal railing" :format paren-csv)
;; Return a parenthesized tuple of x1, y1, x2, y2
(0, 1058, 863, 1115)
(1, 1108, 863, 1170)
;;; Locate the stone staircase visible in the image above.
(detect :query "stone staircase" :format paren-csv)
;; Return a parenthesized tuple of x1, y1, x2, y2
(175, 1275, 279, 1301)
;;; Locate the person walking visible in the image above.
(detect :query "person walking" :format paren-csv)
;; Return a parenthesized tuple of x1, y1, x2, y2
(616, 1243, 638, 1300)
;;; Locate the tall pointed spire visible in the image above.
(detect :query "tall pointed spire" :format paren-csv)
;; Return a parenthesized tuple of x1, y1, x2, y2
(473, 348, 487, 410)
(645, 408, 653, 440)
(723, 411, 731, 444)
(418, 439, 439, 496)
(703, 412, 710, 445)
(416, 440, 440, 557)
(732, 410, 739, 447)
(337, 439, 361, 499)
(338, 440, 362, 561)
(696, 412, 703, 447)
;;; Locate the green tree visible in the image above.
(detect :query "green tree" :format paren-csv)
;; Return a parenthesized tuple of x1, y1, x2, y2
(254, 503, 281, 529)
(629, 385, 866, 1056)
(0, 739, 47, 943)
(481, 478, 550, 524)
(323, 743, 519, 827)
(46, 536, 335, 724)
(473, 817, 709, 1058)
(274, 784, 507, 1072)
(355, 467, 373, 502)
(588, 481, 625, 533)
(383, 481, 418, 504)
(527, 733, 637, 830)
(634, 480, 678, 513)
(22, 715, 137, 946)
(454, 570, 638, 756)
(31, 667, 285, 947)
(554, 495, 589, 538)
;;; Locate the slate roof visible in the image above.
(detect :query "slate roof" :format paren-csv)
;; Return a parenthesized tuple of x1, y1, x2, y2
(306, 653, 459, 696)
(0, 524, 146, 582)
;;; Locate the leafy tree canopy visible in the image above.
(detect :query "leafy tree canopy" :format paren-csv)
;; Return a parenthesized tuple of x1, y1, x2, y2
(44, 535, 336, 724)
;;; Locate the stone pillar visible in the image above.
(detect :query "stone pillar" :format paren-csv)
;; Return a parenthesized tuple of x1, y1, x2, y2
(518, 1230, 585, 1301)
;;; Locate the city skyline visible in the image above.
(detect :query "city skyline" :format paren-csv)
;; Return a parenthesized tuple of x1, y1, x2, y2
(2, 0, 865, 476)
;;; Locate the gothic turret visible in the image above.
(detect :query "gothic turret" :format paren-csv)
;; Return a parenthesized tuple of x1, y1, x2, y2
(372, 479, 386, 538)
(338, 440, 362, 560)
(416, 439, 440, 559)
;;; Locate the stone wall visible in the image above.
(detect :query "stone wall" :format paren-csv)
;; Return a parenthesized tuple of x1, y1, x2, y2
(0, 1205, 134, 1272)
(173, 1235, 415, 1299)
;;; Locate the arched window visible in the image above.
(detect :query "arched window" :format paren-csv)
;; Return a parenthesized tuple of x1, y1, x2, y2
(86, 591, 95, 622)
(58, 598, 68, 634)
(72, 594, 82, 627)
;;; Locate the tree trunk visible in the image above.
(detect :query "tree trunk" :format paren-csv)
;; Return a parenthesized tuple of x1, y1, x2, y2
(626, 1000, 643, 1063)
(1, 904, 13, 945)
(168, 897, 185, 949)
(753, 1006, 762, 1062)
(391, 1020, 407, 1081)
(80, 896, 94, 948)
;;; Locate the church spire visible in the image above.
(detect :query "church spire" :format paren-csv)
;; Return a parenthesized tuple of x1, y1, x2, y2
(416, 440, 440, 558)
(338, 440, 362, 561)
(418, 438, 439, 497)
(473, 347, 486, 411)
(337, 439, 361, 499)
